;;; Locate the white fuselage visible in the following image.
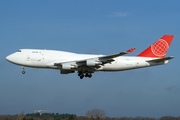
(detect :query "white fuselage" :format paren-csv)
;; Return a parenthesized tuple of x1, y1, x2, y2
(6, 49, 168, 72)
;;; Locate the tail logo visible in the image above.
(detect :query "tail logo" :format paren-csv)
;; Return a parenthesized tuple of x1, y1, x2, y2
(151, 39, 169, 57)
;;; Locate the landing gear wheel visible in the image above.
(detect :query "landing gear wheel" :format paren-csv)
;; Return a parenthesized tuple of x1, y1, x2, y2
(78, 71, 93, 79)
(78, 73, 81, 76)
(80, 74, 84, 79)
(85, 73, 92, 78)
(89, 74, 92, 78)
(22, 71, 25, 74)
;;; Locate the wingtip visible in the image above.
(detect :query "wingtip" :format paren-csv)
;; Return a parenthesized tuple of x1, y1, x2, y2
(126, 48, 136, 53)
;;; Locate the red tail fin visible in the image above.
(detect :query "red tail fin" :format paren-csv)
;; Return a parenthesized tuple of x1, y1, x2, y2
(138, 35, 174, 58)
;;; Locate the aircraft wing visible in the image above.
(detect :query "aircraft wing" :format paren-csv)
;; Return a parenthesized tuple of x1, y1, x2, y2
(54, 48, 136, 70)
(99, 48, 136, 60)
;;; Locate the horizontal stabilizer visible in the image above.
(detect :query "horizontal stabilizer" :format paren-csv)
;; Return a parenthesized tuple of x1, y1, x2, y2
(146, 56, 174, 62)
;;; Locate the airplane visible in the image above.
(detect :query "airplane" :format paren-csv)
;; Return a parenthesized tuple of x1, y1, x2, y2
(6, 35, 174, 79)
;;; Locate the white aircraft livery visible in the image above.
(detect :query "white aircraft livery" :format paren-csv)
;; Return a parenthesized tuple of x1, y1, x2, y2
(6, 35, 174, 79)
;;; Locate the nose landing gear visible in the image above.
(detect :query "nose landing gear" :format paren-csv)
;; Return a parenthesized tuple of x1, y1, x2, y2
(22, 66, 25, 74)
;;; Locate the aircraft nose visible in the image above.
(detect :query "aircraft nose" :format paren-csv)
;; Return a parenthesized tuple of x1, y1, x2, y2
(6, 55, 11, 61)
(6, 54, 16, 63)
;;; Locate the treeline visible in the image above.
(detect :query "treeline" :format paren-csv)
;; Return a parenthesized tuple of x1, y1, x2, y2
(0, 113, 180, 120)
(0, 113, 76, 120)
(26, 113, 76, 120)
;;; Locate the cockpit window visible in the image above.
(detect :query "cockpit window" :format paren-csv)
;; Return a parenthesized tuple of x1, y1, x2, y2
(17, 50, 21, 52)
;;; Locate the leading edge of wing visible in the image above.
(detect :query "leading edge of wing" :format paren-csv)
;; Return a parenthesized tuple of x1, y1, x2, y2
(54, 48, 136, 66)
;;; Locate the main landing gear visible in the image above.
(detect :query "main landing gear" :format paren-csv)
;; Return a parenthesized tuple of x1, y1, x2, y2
(78, 72, 92, 79)
(22, 66, 25, 74)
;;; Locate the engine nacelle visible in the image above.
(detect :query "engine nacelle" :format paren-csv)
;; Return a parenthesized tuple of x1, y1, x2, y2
(86, 59, 102, 66)
(62, 64, 77, 70)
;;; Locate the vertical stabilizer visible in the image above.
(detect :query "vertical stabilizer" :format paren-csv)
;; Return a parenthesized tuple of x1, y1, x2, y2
(138, 35, 174, 58)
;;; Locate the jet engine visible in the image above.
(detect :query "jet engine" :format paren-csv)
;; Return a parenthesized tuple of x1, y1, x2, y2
(62, 64, 77, 70)
(86, 59, 102, 66)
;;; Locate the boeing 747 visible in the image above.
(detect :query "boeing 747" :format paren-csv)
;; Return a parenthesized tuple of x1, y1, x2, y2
(6, 35, 174, 79)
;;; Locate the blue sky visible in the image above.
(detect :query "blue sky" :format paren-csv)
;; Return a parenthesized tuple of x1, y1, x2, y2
(0, 0, 180, 117)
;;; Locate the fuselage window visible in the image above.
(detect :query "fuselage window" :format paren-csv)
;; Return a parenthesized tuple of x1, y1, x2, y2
(17, 50, 21, 52)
